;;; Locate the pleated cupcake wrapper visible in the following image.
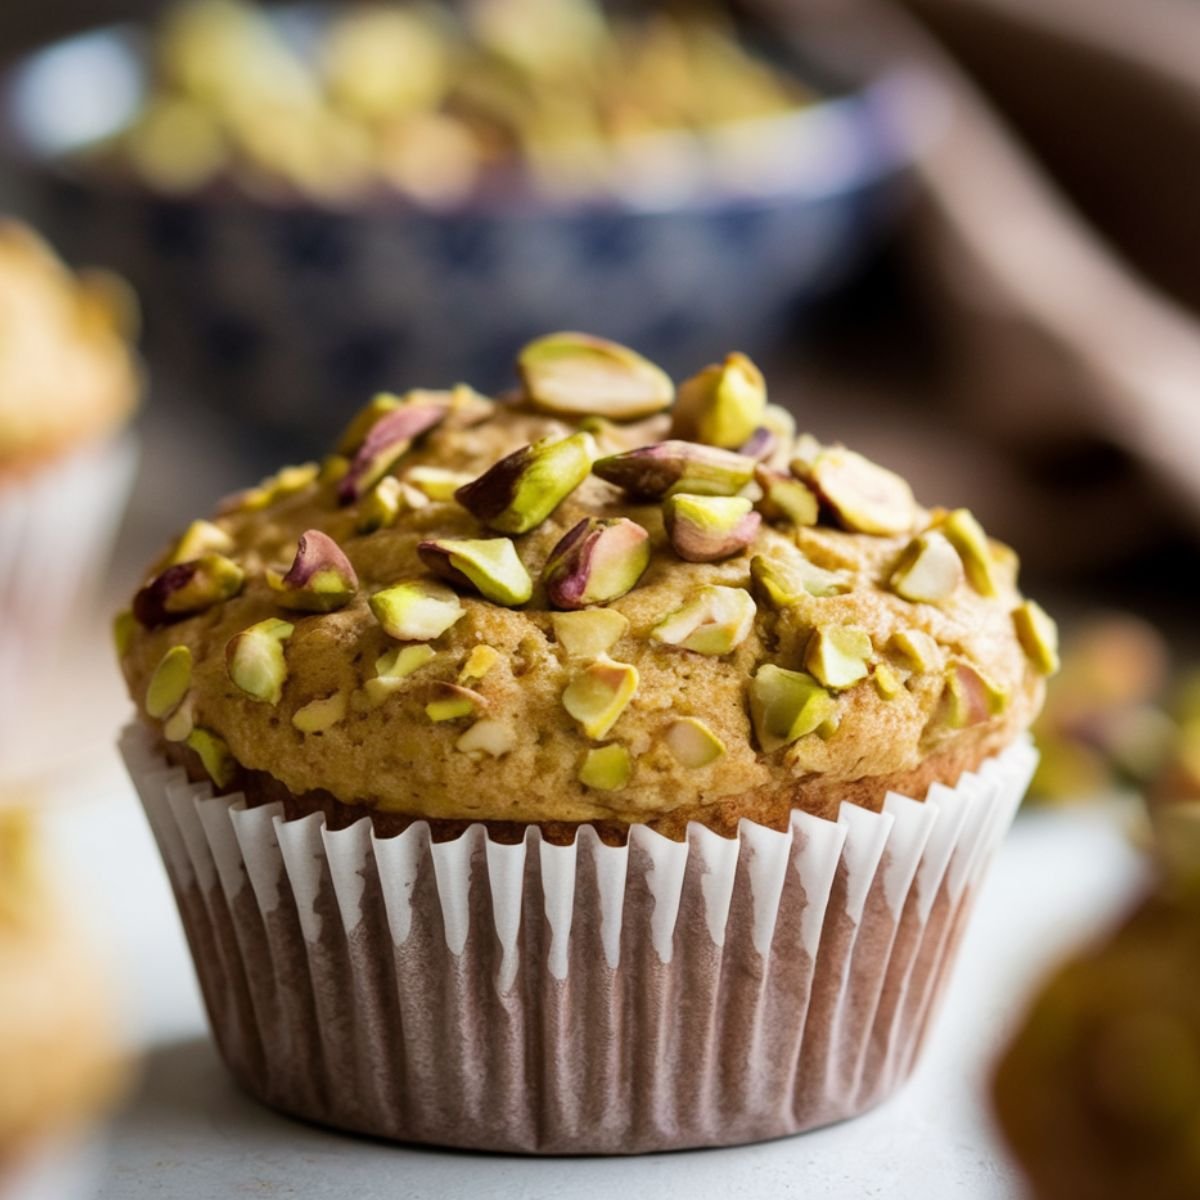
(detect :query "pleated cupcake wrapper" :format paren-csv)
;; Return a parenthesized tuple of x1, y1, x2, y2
(0, 436, 138, 777)
(121, 724, 1036, 1154)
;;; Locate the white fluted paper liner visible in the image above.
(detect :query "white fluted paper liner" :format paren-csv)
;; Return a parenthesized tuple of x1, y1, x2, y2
(0, 436, 138, 778)
(121, 724, 1036, 1154)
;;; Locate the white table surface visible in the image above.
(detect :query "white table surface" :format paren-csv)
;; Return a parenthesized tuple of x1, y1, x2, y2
(36, 671, 1148, 1200)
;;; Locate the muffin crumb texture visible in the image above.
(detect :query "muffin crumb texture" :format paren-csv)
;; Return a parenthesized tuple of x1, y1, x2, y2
(118, 334, 1051, 836)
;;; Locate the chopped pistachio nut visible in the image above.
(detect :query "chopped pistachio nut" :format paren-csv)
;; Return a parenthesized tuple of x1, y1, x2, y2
(789, 432, 824, 478)
(459, 644, 501, 683)
(226, 618, 294, 705)
(663, 494, 761, 563)
(808, 447, 917, 536)
(874, 663, 902, 699)
(592, 440, 756, 500)
(133, 554, 245, 627)
(941, 660, 1010, 728)
(749, 665, 837, 753)
(455, 432, 594, 534)
(112, 610, 136, 658)
(364, 643, 436, 705)
(337, 401, 447, 504)
(319, 454, 350, 485)
(370, 580, 464, 641)
(561, 657, 639, 739)
(456, 718, 516, 758)
(220, 462, 320, 514)
(889, 531, 963, 603)
(441, 383, 495, 429)
(762, 404, 797, 444)
(335, 392, 401, 455)
(749, 554, 850, 608)
(146, 644, 193, 719)
(805, 625, 873, 690)
(543, 517, 650, 608)
(651, 585, 756, 656)
(292, 692, 348, 733)
(578, 743, 633, 790)
(739, 426, 776, 461)
(356, 476, 426, 534)
(664, 717, 726, 768)
(518, 331, 673, 420)
(754, 467, 819, 526)
(890, 628, 942, 673)
(185, 727, 235, 789)
(552, 609, 629, 658)
(418, 537, 532, 605)
(269, 530, 359, 612)
(670, 352, 766, 448)
(938, 508, 998, 597)
(405, 465, 475, 502)
(162, 697, 195, 743)
(164, 519, 232, 567)
(1013, 600, 1060, 675)
(425, 682, 485, 722)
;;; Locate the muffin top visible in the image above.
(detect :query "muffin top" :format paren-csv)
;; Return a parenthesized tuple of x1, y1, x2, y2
(117, 334, 1056, 834)
(0, 220, 139, 470)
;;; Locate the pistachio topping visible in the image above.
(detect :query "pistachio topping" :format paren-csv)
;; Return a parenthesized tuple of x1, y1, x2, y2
(664, 493, 760, 563)
(164, 518, 233, 567)
(133, 554, 245, 628)
(889, 531, 963, 604)
(592, 440, 756, 500)
(749, 664, 837, 753)
(456, 718, 517, 758)
(739, 426, 776, 461)
(664, 717, 726, 768)
(356, 476, 426, 534)
(337, 401, 447, 504)
(418, 537, 533, 606)
(754, 467, 819, 526)
(220, 462, 320, 514)
(163, 697, 195, 743)
(670, 351, 766, 448)
(406, 465, 475, 501)
(364, 643, 436, 705)
(145, 644, 193, 719)
(226, 617, 294, 705)
(789, 432, 823, 478)
(578, 743, 632, 790)
(749, 554, 849, 608)
(426, 682, 485, 722)
(808, 446, 917, 536)
(185, 727, 235, 789)
(890, 628, 942, 673)
(455, 432, 594, 534)
(551, 609, 629, 658)
(370, 580, 464, 641)
(334, 392, 401, 455)
(518, 331, 673, 420)
(543, 517, 650, 608)
(561, 657, 639, 739)
(941, 660, 1010, 728)
(651, 585, 756, 655)
(805, 625, 873, 690)
(938, 508, 999, 597)
(459, 644, 501, 683)
(1013, 600, 1060, 676)
(873, 663, 902, 699)
(319, 454, 350, 485)
(292, 692, 348, 733)
(270, 529, 359, 612)
(112, 610, 136, 658)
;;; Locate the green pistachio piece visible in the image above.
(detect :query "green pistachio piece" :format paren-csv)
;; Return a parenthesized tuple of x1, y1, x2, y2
(874, 663, 902, 699)
(749, 554, 850, 607)
(592, 440, 756, 500)
(670, 352, 766, 448)
(740, 405, 796, 462)
(364, 643, 436, 706)
(664, 717, 726, 768)
(113, 610, 136, 658)
(561, 657, 639, 739)
(219, 462, 320, 514)
(455, 433, 594, 534)
(749, 665, 837, 753)
(418, 537, 532, 605)
(578, 743, 632, 790)
(938, 508, 999, 597)
(754, 467, 819, 526)
(163, 697, 194, 743)
(890, 629, 942, 673)
(133, 554, 245, 628)
(663, 494, 761, 563)
(889, 531, 964, 603)
(370, 580, 464, 641)
(552, 609, 630, 659)
(356, 476, 427, 534)
(518, 331, 673, 420)
(406, 465, 475, 501)
(164, 519, 233, 567)
(808, 447, 917, 536)
(456, 718, 517, 757)
(320, 454, 350, 485)
(459, 644, 501, 683)
(651, 585, 756, 656)
(185, 727, 235, 789)
(543, 517, 650, 608)
(269, 530, 359, 612)
(788, 433, 824, 478)
(335, 392, 402, 455)
(226, 617, 294, 705)
(441, 383, 496, 430)
(292, 692, 348, 733)
(425, 682, 486, 723)
(146, 645, 193, 719)
(1013, 600, 1060, 675)
(337, 401, 448, 504)
(805, 625, 873, 690)
(941, 660, 1010, 728)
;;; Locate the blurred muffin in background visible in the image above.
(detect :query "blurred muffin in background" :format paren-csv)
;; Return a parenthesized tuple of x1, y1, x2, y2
(0, 219, 139, 781)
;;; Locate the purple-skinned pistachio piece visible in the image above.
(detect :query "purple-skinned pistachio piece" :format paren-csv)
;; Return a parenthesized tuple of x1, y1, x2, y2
(592, 440, 756, 500)
(337, 403, 447, 504)
(133, 554, 245, 628)
(739, 426, 777, 461)
(543, 517, 651, 609)
(663, 494, 760, 563)
(754, 466, 819, 526)
(269, 530, 358, 612)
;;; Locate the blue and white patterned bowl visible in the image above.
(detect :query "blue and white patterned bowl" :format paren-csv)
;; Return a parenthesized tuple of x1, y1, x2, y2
(0, 9, 926, 455)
